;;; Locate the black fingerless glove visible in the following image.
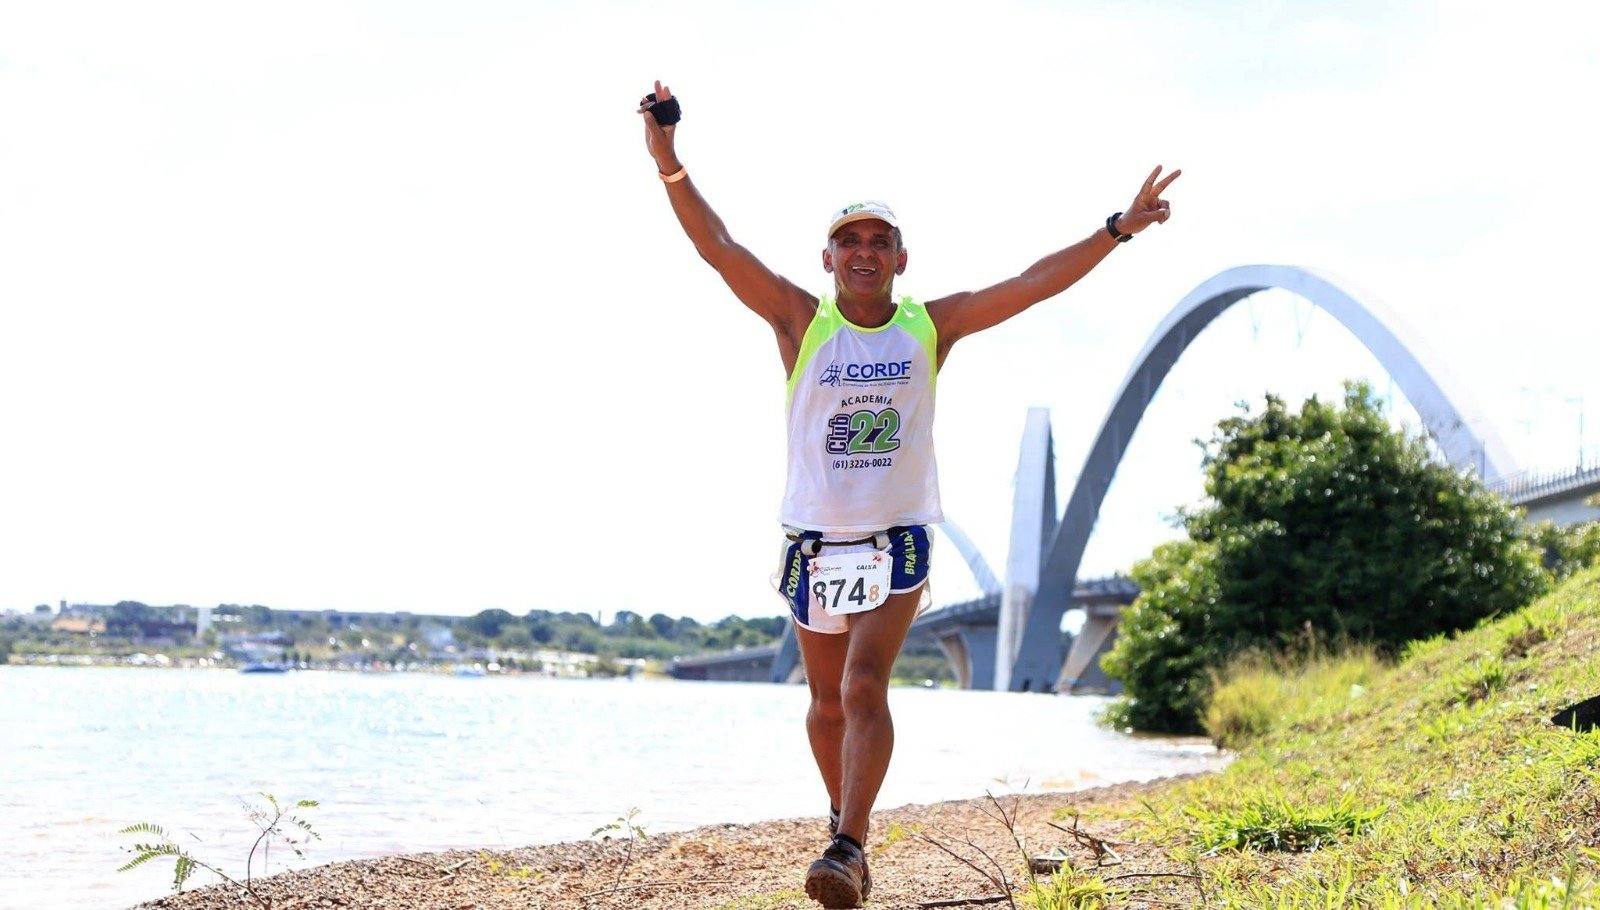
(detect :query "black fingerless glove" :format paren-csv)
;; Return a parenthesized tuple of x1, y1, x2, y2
(642, 92, 682, 126)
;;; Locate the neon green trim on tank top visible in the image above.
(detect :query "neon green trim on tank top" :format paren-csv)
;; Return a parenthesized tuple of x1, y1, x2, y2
(786, 296, 939, 405)
(890, 296, 939, 395)
(786, 297, 846, 405)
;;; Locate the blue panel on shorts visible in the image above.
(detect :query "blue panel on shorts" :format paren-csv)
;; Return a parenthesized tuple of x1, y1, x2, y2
(779, 532, 818, 626)
(888, 524, 931, 592)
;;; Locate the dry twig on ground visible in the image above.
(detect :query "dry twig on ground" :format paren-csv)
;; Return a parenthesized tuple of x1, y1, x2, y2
(1047, 818, 1124, 866)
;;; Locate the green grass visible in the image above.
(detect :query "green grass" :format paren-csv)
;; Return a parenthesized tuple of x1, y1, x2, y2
(1184, 791, 1385, 854)
(1020, 871, 1117, 909)
(1203, 645, 1385, 750)
(709, 888, 807, 910)
(1114, 566, 1600, 907)
(872, 819, 914, 857)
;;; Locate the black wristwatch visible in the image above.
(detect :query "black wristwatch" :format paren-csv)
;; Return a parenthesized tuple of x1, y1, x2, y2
(1105, 213, 1132, 243)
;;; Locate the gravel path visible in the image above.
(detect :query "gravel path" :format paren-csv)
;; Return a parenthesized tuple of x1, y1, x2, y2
(130, 776, 1207, 910)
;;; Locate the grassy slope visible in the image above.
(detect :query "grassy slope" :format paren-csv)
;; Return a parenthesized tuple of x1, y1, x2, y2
(1073, 567, 1600, 908)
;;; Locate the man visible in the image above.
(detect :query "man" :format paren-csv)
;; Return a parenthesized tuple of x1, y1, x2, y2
(637, 80, 1178, 909)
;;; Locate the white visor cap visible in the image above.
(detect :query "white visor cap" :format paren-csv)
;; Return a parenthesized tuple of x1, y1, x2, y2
(827, 200, 900, 242)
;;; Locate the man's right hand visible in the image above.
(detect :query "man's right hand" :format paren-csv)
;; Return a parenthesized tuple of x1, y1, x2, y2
(638, 80, 680, 174)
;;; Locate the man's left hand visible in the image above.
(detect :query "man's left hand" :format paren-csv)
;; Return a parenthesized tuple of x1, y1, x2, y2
(1117, 165, 1182, 235)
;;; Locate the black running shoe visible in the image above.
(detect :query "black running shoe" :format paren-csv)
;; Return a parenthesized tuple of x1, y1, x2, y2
(805, 835, 871, 908)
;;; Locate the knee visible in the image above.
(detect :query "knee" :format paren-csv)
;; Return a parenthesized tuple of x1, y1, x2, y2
(810, 689, 845, 725)
(840, 670, 890, 720)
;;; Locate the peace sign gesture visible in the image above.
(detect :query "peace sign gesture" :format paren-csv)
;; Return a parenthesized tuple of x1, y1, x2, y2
(1115, 165, 1182, 236)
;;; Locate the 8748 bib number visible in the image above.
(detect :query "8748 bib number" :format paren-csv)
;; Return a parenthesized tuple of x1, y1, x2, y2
(809, 549, 893, 617)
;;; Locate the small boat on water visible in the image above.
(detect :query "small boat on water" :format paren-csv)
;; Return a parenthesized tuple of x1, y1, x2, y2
(238, 661, 289, 674)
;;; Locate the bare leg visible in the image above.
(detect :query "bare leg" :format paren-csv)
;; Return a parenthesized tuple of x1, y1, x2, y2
(833, 589, 923, 843)
(794, 621, 849, 812)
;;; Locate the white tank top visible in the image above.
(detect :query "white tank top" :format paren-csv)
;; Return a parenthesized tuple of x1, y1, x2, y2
(779, 295, 944, 533)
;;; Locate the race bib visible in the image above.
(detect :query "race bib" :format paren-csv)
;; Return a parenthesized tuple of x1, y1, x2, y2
(809, 549, 893, 616)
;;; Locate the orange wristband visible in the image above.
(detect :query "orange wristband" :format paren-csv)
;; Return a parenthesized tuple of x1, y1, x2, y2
(659, 166, 688, 184)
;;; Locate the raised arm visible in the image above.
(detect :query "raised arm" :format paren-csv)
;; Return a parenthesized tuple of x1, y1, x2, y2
(639, 82, 815, 351)
(925, 166, 1181, 363)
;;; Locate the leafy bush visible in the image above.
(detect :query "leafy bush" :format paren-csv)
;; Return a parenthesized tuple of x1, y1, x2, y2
(1099, 539, 1224, 732)
(1528, 519, 1600, 582)
(1102, 383, 1550, 733)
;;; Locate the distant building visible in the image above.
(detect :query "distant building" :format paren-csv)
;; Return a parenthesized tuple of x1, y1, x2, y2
(51, 616, 106, 635)
(533, 649, 599, 677)
(418, 622, 456, 651)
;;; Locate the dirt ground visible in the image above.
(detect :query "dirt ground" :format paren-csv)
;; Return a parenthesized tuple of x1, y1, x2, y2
(130, 775, 1212, 910)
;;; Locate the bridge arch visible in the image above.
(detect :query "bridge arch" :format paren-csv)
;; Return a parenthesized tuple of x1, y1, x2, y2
(935, 520, 1003, 597)
(1000, 264, 1518, 691)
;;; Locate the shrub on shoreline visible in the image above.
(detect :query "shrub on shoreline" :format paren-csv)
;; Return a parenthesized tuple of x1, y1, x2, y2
(1101, 383, 1550, 734)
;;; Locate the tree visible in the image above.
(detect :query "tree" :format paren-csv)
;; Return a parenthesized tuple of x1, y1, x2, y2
(559, 625, 604, 653)
(1101, 383, 1550, 734)
(105, 602, 155, 638)
(0, 635, 12, 665)
(608, 610, 651, 637)
(461, 609, 514, 640)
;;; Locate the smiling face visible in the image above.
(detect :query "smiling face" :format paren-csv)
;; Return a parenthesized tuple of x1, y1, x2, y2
(822, 218, 907, 301)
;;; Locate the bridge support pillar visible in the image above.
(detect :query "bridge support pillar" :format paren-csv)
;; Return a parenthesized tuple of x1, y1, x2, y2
(995, 408, 1057, 691)
(1059, 611, 1120, 693)
(936, 626, 996, 691)
(769, 623, 802, 683)
(934, 633, 970, 690)
(1007, 601, 1069, 692)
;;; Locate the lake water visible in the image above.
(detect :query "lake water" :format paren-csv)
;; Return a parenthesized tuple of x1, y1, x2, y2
(0, 666, 1225, 909)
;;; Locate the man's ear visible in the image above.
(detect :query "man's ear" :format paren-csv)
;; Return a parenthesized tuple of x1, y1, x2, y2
(822, 248, 834, 274)
(895, 249, 908, 276)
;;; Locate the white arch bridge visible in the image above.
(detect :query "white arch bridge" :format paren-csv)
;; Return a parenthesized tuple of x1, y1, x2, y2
(672, 265, 1600, 690)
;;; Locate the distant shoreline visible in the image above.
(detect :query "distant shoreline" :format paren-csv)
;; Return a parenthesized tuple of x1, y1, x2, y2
(1, 657, 646, 677)
(0, 660, 962, 687)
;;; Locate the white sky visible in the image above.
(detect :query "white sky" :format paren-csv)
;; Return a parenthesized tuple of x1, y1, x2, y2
(2, 0, 1597, 622)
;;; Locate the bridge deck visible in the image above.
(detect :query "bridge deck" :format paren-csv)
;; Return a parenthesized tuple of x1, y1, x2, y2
(912, 576, 1139, 633)
(1491, 459, 1600, 507)
(669, 643, 779, 671)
